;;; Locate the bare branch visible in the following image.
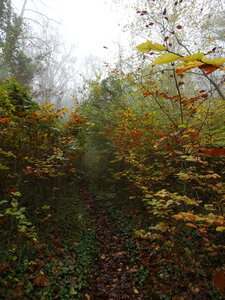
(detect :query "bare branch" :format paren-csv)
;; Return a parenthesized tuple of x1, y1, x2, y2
(24, 9, 61, 25)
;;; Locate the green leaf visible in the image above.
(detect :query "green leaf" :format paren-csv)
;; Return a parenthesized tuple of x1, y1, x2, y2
(185, 156, 196, 162)
(0, 200, 8, 205)
(145, 194, 153, 198)
(152, 53, 181, 66)
(18, 225, 27, 232)
(178, 124, 187, 129)
(181, 52, 204, 61)
(11, 192, 21, 197)
(136, 40, 167, 53)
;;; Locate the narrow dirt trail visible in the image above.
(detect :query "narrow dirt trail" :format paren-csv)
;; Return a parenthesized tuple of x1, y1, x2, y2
(79, 188, 141, 300)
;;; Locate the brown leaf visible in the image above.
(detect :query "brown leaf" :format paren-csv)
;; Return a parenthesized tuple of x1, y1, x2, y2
(55, 247, 65, 254)
(113, 251, 127, 257)
(156, 131, 168, 137)
(129, 265, 139, 273)
(0, 216, 8, 225)
(0, 263, 14, 274)
(100, 254, 106, 260)
(199, 64, 218, 75)
(33, 275, 52, 287)
(200, 149, 225, 156)
(210, 252, 218, 256)
(212, 271, 225, 291)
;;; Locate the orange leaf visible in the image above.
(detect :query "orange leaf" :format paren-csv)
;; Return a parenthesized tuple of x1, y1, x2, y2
(143, 91, 151, 97)
(200, 149, 225, 156)
(173, 214, 183, 220)
(158, 92, 172, 99)
(212, 271, 225, 291)
(186, 222, 197, 228)
(156, 131, 168, 137)
(176, 61, 204, 75)
(0, 117, 11, 123)
(182, 96, 201, 106)
(27, 118, 36, 124)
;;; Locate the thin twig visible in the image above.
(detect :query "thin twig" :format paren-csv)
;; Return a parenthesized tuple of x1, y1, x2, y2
(172, 68, 184, 124)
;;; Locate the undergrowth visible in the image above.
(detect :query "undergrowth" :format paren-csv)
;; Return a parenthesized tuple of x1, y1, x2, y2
(0, 183, 96, 299)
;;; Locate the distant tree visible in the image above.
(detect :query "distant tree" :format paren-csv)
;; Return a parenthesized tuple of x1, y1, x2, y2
(29, 28, 79, 108)
(12, 0, 80, 107)
(0, 0, 36, 84)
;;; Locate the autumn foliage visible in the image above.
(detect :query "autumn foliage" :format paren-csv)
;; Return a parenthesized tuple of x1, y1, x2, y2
(0, 78, 91, 298)
(1, 2, 225, 297)
(92, 36, 225, 297)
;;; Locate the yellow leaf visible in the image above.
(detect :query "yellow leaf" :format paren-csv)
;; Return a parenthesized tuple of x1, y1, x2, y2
(149, 42, 167, 51)
(136, 41, 151, 53)
(201, 57, 225, 66)
(133, 288, 139, 294)
(188, 128, 196, 132)
(176, 61, 204, 75)
(136, 40, 167, 52)
(70, 287, 77, 295)
(216, 226, 225, 232)
(181, 52, 204, 61)
(152, 53, 181, 66)
(41, 205, 50, 210)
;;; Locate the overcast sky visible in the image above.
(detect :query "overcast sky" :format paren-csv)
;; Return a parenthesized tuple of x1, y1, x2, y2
(12, 0, 131, 60)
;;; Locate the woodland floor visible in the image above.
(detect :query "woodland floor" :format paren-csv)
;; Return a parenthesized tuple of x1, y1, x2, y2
(79, 187, 141, 299)
(1, 183, 223, 299)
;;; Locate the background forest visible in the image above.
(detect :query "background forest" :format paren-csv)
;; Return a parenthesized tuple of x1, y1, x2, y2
(0, 0, 225, 299)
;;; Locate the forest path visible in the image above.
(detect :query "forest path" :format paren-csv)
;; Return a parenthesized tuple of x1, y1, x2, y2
(78, 187, 141, 300)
